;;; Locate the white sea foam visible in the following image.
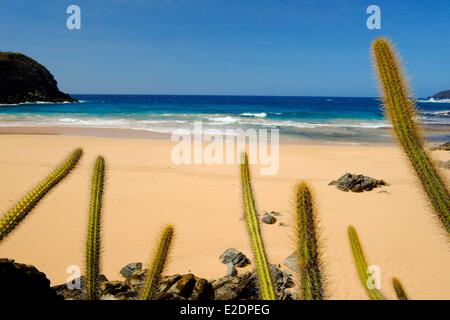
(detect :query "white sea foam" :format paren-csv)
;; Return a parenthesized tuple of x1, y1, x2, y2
(0, 100, 81, 107)
(239, 112, 267, 118)
(421, 110, 450, 116)
(417, 98, 450, 104)
(205, 116, 240, 124)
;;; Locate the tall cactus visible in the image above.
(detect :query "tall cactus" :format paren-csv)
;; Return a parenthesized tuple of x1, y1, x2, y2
(0, 148, 83, 242)
(372, 37, 450, 234)
(85, 156, 105, 300)
(240, 152, 276, 300)
(347, 226, 385, 300)
(392, 277, 409, 300)
(139, 225, 175, 300)
(294, 182, 324, 300)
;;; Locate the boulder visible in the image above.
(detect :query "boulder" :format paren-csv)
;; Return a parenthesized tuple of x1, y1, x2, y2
(212, 265, 294, 300)
(0, 258, 61, 300)
(157, 274, 214, 300)
(219, 248, 251, 276)
(120, 262, 142, 278)
(261, 212, 277, 224)
(329, 173, 387, 192)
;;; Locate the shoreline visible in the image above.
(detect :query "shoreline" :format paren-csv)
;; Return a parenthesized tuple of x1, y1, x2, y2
(0, 125, 398, 146)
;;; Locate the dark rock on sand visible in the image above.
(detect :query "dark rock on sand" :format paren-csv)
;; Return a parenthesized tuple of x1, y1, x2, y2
(219, 248, 251, 276)
(261, 212, 277, 224)
(213, 264, 294, 300)
(431, 142, 450, 151)
(53, 261, 293, 300)
(120, 262, 142, 278)
(122, 267, 215, 300)
(0, 52, 77, 104)
(0, 258, 61, 300)
(160, 274, 215, 300)
(329, 173, 387, 192)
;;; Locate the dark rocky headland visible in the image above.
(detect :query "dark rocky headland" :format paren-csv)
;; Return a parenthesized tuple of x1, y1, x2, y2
(0, 52, 77, 104)
(429, 89, 450, 100)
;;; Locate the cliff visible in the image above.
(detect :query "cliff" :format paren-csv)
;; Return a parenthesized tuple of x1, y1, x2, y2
(0, 52, 77, 104)
(430, 89, 450, 100)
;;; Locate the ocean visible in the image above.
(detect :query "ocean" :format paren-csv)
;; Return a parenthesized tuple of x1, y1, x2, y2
(1, 95, 450, 143)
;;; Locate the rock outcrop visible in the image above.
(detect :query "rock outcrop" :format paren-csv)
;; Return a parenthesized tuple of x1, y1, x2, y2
(53, 262, 294, 300)
(0, 258, 61, 300)
(0, 52, 76, 104)
(219, 248, 251, 276)
(429, 90, 450, 100)
(212, 265, 294, 300)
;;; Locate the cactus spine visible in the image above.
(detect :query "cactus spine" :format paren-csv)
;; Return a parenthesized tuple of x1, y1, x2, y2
(139, 225, 175, 300)
(347, 226, 384, 300)
(392, 277, 408, 300)
(294, 182, 324, 300)
(240, 152, 276, 300)
(85, 156, 105, 300)
(0, 148, 83, 242)
(372, 37, 450, 234)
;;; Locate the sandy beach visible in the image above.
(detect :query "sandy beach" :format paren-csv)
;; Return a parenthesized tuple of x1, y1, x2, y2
(0, 127, 449, 300)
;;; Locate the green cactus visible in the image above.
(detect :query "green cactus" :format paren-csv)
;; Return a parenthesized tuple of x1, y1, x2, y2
(294, 182, 324, 300)
(139, 225, 175, 300)
(0, 148, 83, 242)
(392, 277, 408, 300)
(240, 152, 276, 300)
(85, 156, 105, 300)
(347, 226, 385, 300)
(372, 37, 450, 234)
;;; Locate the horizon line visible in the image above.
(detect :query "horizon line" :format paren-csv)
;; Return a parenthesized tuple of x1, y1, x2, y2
(70, 93, 385, 99)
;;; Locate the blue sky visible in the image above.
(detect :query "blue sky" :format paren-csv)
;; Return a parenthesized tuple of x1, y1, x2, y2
(0, 0, 448, 97)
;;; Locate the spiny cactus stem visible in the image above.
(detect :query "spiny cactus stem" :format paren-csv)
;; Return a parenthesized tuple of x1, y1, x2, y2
(372, 37, 450, 234)
(240, 152, 276, 300)
(347, 226, 384, 300)
(139, 225, 175, 300)
(392, 277, 409, 300)
(0, 148, 83, 242)
(86, 156, 105, 300)
(295, 182, 324, 300)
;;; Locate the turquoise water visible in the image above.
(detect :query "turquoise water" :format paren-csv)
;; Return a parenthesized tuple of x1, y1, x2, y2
(1, 95, 450, 142)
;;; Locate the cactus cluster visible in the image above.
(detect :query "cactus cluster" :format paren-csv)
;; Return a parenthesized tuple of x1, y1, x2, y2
(372, 37, 450, 234)
(85, 156, 105, 300)
(240, 152, 276, 300)
(139, 225, 175, 300)
(294, 182, 324, 300)
(0, 148, 83, 242)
